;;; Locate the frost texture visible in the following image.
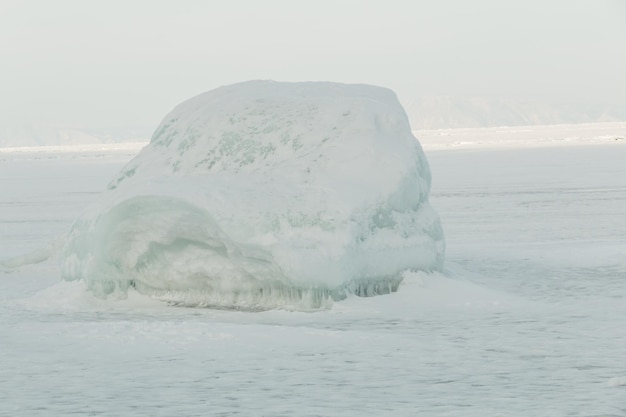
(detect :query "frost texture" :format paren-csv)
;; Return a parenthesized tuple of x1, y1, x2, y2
(61, 81, 445, 310)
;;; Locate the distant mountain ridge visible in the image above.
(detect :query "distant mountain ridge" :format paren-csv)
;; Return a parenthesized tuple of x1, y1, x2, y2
(0, 125, 153, 148)
(2, 97, 625, 147)
(403, 96, 626, 130)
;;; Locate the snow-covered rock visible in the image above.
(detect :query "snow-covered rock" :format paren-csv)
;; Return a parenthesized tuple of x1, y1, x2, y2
(60, 80, 445, 310)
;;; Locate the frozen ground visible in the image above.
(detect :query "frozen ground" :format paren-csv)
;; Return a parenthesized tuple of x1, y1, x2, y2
(1, 124, 625, 416)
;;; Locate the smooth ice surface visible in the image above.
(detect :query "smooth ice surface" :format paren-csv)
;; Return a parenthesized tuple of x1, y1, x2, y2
(2, 125, 626, 416)
(60, 81, 444, 309)
(0, 131, 626, 417)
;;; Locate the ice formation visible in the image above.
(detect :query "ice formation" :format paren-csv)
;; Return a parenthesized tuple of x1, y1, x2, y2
(60, 81, 445, 310)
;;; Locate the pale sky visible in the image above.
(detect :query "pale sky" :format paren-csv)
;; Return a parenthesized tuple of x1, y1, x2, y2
(1, 0, 624, 129)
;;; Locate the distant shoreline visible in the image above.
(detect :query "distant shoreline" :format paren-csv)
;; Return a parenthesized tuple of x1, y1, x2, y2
(416, 121, 626, 151)
(0, 141, 148, 153)
(1, 121, 624, 153)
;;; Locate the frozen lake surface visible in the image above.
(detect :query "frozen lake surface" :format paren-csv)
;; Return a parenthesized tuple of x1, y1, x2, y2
(1, 126, 626, 416)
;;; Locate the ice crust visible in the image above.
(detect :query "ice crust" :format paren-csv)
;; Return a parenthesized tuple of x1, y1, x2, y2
(60, 81, 445, 310)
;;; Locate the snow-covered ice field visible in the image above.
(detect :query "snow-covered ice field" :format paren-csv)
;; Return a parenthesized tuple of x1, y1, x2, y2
(1, 123, 626, 416)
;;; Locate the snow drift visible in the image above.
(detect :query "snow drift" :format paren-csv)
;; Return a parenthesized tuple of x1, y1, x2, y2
(60, 81, 445, 310)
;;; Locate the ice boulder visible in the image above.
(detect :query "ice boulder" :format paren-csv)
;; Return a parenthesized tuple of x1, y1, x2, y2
(60, 80, 445, 310)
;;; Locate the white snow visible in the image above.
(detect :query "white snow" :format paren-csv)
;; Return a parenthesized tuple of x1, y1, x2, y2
(59, 81, 444, 309)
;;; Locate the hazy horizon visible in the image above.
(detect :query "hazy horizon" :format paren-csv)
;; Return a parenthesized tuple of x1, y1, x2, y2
(1, 0, 624, 130)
